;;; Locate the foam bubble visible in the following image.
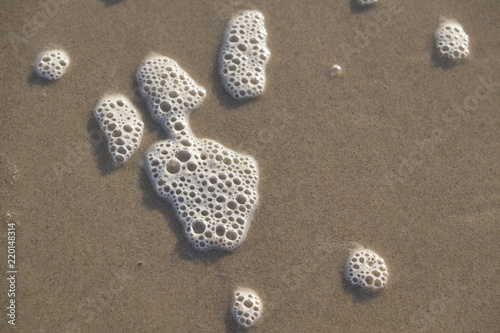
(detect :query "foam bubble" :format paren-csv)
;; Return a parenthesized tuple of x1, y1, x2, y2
(231, 288, 262, 328)
(33, 50, 70, 80)
(345, 247, 388, 290)
(435, 19, 469, 60)
(94, 95, 144, 164)
(219, 10, 271, 99)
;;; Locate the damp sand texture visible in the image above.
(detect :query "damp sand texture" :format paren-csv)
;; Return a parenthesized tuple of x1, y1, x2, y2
(1, 0, 500, 332)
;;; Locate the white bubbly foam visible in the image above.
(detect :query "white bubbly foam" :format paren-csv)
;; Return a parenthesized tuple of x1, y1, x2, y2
(219, 10, 271, 99)
(137, 55, 260, 251)
(33, 49, 70, 80)
(136, 54, 206, 135)
(231, 288, 262, 328)
(94, 95, 144, 164)
(345, 247, 389, 290)
(435, 18, 469, 60)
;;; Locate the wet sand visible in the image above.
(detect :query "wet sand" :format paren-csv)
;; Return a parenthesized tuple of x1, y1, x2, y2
(0, 0, 499, 331)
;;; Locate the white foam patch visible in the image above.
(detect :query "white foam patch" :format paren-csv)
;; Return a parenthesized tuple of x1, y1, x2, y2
(145, 139, 259, 251)
(231, 288, 262, 328)
(136, 55, 206, 135)
(345, 248, 388, 290)
(94, 95, 144, 164)
(138, 54, 259, 251)
(435, 19, 469, 60)
(219, 10, 271, 99)
(33, 50, 70, 80)
(357, 0, 378, 6)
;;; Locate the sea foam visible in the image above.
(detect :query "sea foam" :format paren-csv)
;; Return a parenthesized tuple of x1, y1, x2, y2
(94, 95, 144, 164)
(231, 288, 263, 328)
(33, 49, 70, 80)
(137, 55, 260, 251)
(435, 18, 469, 60)
(345, 247, 389, 290)
(219, 10, 271, 99)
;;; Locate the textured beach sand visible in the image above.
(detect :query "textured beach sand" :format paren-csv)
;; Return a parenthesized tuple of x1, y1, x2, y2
(1, 0, 499, 332)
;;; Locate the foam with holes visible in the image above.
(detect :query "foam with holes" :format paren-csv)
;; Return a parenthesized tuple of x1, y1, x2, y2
(435, 19, 469, 60)
(219, 10, 271, 99)
(345, 248, 388, 290)
(231, 288, 262, 328)
(136, 54, 206, 135)
(33, 50, 70, 80)
(94, 95, 144, 164)
(357, 0, 378, 6)
(138, 54, 259, 251)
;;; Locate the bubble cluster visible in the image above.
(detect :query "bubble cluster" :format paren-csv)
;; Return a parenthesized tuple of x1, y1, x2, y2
(345, 248, 388, 290)
(145, 139, 259, 251)
(219, 10, 271, 99)
(94, 95, 144, 163)
(136, 55, 206, 135)
(137, 54, 260, 251)
(231, 288, 262, 328)
(33, 50, 70, 81)
(435, 19, 469, 60)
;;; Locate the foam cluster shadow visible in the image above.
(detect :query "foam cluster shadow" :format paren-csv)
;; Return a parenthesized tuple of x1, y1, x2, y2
(28, 72, 53, 86)
(224, 307, 248, 333)
(349, 0, 375, 14)
(87, 116, 120, 176)
(339, 266, 381, 303)
(102, 0, 124, 6)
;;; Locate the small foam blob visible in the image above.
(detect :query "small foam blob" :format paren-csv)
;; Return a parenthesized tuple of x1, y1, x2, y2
(94, 95, 144, 164)
(33, 50, 70, 80)
(136, 54, 206, 135)
(330, 64, 343, 78)
(219, 10, 271, 99)
(231, 288, 262, 328)
(345, 248, 388, 290)
(356, 0, 378, 6)
(435, 19, 469, 60)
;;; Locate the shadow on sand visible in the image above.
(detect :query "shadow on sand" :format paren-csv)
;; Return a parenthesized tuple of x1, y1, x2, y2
(349, 0, 376, 14)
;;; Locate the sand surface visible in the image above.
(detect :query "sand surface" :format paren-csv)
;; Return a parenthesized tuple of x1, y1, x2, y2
(1, 0, 499, 332)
